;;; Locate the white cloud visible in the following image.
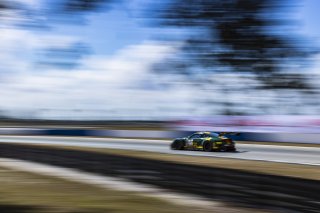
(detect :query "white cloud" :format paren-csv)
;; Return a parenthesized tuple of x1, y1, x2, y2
(0, 3, 195, 120)
(0, 41, 196, 119)
(0, 27, 81, 77)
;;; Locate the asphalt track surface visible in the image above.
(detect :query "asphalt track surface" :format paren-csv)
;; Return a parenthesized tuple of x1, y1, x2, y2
(0, 136, 319, 166)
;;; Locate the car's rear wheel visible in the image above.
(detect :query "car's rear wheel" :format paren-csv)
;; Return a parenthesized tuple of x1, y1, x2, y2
(171, 140, 184, 150)
(203, 141, 213, 152)
(220, 146, 227, 152)
(228, 147, 237, 152)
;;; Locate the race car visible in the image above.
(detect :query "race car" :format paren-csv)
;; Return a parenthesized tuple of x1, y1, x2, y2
(170, 132, 237, 152)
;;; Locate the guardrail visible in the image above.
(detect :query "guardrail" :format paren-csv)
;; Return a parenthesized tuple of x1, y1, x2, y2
(1, 127, 320, 144)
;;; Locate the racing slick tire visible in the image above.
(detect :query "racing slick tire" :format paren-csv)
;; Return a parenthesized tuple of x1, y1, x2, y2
(203, 141, 213, 152)
(171, 140, 185, 150)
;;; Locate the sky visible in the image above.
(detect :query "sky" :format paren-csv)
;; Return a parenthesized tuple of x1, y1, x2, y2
(0, 0, 320, 120)
(299, 0, 320, 39)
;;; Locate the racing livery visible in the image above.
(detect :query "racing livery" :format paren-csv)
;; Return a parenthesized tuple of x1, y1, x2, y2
(170, 132, 237, 152)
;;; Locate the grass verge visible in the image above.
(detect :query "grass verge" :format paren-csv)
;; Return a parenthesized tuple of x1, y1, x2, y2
(0, 166, 219, 213)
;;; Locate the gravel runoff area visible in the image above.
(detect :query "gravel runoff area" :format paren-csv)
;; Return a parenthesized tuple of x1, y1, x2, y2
(0, 158, 270, 213)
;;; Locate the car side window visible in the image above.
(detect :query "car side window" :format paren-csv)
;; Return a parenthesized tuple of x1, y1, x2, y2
(189, 134, 201, 139)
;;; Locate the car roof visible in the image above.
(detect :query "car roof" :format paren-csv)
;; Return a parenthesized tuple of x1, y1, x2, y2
(195, 131, 211, 134)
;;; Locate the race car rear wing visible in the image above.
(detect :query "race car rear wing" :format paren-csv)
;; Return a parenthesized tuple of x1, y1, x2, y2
(218, 132, 240, 136)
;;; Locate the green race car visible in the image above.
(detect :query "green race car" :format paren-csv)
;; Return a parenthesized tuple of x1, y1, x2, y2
(170, 132, 237, 152)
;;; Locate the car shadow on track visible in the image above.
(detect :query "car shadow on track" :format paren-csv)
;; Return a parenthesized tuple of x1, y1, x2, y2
(170, 149, 248, 153)
(233, 150, 248, 153)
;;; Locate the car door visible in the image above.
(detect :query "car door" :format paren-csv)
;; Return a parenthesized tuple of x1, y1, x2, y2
(187, 134, 201, 148)
(192, 134, 204, 148)
(191, 134, 203, 148)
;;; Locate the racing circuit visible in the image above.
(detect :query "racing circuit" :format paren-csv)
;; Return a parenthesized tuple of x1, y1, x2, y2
(0, 135, 319, 166)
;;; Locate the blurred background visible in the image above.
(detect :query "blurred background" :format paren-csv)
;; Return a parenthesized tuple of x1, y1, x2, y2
(0, 1, 320, 213)
(0, 0, 319, 120)
(1, 0, 320, 137)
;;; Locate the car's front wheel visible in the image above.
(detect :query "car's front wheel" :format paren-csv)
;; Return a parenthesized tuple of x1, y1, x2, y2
(170, 140, 185, 150)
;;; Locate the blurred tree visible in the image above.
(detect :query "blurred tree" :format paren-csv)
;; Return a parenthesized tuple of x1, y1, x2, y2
(50, 0, 116, 23)
(63, 0, 113, 12)
(0, 1, 9, 10)
(0, 0, 19, 15)
(47, 0, 115, 68)
(36, 0, 116, 69)
(151, 0, 315, 91)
